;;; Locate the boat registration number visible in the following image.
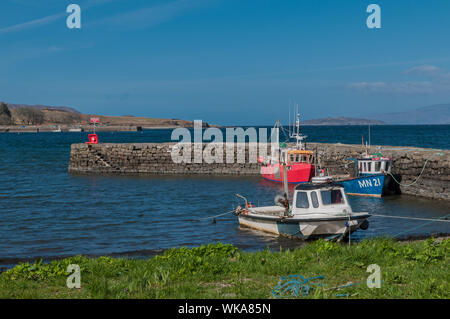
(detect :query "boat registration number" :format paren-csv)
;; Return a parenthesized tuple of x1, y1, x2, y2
(358, 178, 381, 188)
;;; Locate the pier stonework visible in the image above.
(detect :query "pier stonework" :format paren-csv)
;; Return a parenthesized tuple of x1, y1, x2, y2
(68, 142, 449, 201)
(68, 143, 262, 175)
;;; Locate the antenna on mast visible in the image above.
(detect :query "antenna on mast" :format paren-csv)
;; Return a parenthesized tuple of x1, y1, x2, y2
(289, 103, 307, 150)
(288, 100, 291, 137)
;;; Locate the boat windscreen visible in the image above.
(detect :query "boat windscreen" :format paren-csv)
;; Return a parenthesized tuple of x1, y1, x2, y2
(320, 189, 345, 205)
(375, 161, 381, 172)
(295, 192, 310, 208)
(311, 191, 319, 208)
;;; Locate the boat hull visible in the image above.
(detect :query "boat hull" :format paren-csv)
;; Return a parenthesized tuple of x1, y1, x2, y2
(338, 174, 401, 197)
(238, 213, 370, 241)
(261, 163, 315, 183)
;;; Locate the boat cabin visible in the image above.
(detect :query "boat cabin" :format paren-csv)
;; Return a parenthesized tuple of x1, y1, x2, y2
(292, 183, 352, 215)
(357, 155, 392, 176)
(280, 149, 314, 164)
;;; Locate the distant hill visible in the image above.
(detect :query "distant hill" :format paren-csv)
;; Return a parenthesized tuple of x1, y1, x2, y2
(367, 104, 450, 124)
(0, 102, 203, 128)
(5, 103, 80, 114)
(302, 117, 386, 125)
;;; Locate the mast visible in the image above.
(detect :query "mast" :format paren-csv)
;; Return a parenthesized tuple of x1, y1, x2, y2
(269, 119, 280, 164)
(289, 106, 307, 150)
(276, 119, 280, 145)
(288, 100, 291, 137)
(282, 162, 289, 216)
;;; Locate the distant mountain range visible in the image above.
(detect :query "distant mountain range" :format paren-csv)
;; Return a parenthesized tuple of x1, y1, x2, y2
(3, 101, 449, 126)
(366, 104, 450, 125)
(301, 104, 450, 125)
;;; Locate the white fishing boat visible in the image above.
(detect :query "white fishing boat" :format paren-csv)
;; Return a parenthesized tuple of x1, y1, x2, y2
(52, 125, 62, 132)
(234, 166, 370, 241)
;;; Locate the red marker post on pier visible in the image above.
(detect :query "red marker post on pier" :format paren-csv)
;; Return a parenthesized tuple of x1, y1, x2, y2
(86, 117, 100, 144)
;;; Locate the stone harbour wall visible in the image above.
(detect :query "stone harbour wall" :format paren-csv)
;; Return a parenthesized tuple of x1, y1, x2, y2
(68, 142, 449, 200)
(68, 143, 263, 175)
(311, 143, 449, 201)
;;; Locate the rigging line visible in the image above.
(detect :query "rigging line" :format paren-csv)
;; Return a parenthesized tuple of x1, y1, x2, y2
(279, 125, 290, 143)
(268, 121, 278, 143)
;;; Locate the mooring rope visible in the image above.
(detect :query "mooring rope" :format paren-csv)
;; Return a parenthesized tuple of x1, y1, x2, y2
(272, 274, 325, 297)
(387, 158, 430, 187)
(388, 152, 445, 187)
(271, 274, 375, 298)
(196, 210, 236, 221)
(371, 214, 450, 223)
(392, 214, 450, 238)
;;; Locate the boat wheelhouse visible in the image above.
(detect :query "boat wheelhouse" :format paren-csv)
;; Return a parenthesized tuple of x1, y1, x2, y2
(258, 112, 316, 184)
(357, 154, 392, 176)
(235, 182, 370, 241)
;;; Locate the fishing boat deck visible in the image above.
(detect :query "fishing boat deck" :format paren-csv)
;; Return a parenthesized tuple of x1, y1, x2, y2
(332, 174, 351, 181)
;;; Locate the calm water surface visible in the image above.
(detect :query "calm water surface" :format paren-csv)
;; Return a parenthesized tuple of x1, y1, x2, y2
(0, 126, 449, 267)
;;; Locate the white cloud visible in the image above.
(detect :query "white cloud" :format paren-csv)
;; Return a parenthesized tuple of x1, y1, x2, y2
(348, 65, 450, 95)
(0, 12, 65, 34)
(404, 64, 442, 77)
(0, 0, 119, 35)
(0, 0, 212, 35)
(347, 81, 434, 94)
(90, 0, 212, 29)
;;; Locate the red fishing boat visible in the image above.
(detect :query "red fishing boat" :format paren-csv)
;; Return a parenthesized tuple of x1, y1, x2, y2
(258, 112, 316, 184)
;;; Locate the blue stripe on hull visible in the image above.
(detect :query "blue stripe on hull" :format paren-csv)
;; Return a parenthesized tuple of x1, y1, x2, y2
(339, 174, 386, 197)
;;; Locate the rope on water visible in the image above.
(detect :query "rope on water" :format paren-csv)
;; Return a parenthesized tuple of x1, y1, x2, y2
(371, 214, 450, 223)
(392, 214, 450, 238)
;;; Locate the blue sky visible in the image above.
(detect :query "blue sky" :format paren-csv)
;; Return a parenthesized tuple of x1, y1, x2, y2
(1, 0, 450, 125)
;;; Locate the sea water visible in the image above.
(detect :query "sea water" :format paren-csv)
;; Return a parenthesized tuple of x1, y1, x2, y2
(0, 125, 448, 267)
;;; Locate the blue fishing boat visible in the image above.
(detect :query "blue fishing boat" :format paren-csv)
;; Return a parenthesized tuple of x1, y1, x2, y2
(335, 153, 401, 197)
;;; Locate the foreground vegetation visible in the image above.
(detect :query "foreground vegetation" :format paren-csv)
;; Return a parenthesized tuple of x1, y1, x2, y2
(0, 238, 448, 299)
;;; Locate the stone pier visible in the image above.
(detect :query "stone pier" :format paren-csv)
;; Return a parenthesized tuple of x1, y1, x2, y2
(68, 142, 449, 201)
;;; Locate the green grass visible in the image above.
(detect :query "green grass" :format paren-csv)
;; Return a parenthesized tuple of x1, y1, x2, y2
(0, 238, 448, 299)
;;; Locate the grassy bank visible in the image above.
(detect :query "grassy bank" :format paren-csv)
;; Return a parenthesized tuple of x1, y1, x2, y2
(0, 238, 448, 299)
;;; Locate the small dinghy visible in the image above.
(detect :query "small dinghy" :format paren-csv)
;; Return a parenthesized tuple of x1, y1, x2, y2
(234, 171, 370, 241)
